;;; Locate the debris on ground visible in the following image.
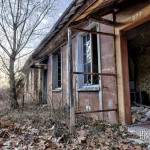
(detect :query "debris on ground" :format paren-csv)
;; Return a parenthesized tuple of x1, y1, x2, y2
(132, 105, 150, 124)
(0, 105, 148, 149)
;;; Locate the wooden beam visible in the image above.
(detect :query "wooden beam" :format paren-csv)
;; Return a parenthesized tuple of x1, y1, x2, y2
(90, 15, 115, 26)
(30, 64, 48, 70)
(75, 109, 117, 115)
(67, 28, 75, 133)
(69, 15, 121, 28)
(75, 0, 114, 21)
(71, 27, 115, 37)
(73, 72, 117, 77)
(69, 17, 88, 27)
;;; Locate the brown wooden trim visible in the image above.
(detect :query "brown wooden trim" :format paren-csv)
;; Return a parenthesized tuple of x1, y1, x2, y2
(67, 28, 75, 132)
(73, 72, 117, 77)
(76, 109, 117, 115)
(119, 12, 150, 124)
(120, 32, 132, 124)
(69, 17, 88, 27)
(90, 15, 115, 26)
(71, 27, 115, 37)
(122, 14, 150, 33)
(70, 15, 117, 27)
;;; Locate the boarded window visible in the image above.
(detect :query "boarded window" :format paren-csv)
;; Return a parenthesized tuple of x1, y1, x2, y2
(52, 50, 61, 89)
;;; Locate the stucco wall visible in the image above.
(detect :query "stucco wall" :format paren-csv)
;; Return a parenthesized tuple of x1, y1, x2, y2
(44, 21, 118, 123)
(47, 43, 69, 109)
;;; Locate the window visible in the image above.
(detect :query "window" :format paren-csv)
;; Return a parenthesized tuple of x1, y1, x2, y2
(52, 50, 61, 89)
(82, 27, 99, 85)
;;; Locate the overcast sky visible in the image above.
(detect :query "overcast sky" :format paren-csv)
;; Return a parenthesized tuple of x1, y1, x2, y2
(0, 0, 73, 88)
(16, 0, 73, 68)
(24, 0, 73, 55)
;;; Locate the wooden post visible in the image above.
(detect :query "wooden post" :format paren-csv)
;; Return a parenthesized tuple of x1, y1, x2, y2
(67, 28, 75, 133)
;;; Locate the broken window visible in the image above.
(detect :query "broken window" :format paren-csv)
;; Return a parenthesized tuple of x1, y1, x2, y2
(52, 49, 62, 89)
(82, 27, 99, 85)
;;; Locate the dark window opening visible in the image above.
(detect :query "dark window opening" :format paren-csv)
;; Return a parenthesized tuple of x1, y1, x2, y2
(82, 27, 99, 85)
(92, 27, 99, 84)
(52, 50, 62, 89)
(43, 69, 48, 104)
(41, 58, 48, 104)
(83, 34, 92, 84)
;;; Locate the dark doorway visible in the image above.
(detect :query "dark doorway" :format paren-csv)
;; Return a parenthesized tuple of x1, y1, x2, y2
(40, 58, 48, 104)
(127, 21, 150, 106)
(43, 69, 48, 104)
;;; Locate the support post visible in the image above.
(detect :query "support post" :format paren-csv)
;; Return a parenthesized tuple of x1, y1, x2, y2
(67, 28, 75, 133)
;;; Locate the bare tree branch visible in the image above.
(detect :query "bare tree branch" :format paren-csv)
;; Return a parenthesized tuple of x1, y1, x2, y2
(16, 50, 33, 60)
(0, 55, 9, 72)
(17, 1, 54, 54)
(0, 42, 11, 57)
(0, 0, 56, 108)
(8, 0, 15, 25)
(0, 21, 13, 50)
(0, 67, 9, 75)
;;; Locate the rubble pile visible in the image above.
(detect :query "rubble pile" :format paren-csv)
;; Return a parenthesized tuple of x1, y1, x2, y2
(0, 106, 148, 149)
(132, 106, 150, 123)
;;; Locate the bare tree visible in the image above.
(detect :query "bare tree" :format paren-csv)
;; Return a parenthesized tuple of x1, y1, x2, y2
(0, 0, 56, 109)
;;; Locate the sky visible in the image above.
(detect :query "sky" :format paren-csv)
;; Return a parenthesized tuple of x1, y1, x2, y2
(22, 0, 73, 59)
(0, 0, 73, 88)
(18, 0, 73, 66)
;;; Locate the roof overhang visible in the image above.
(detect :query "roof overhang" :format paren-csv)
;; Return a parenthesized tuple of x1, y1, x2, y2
(23, 0, 148, 71)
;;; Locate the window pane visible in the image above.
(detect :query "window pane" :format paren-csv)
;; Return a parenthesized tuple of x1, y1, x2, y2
(52, 50, 61, 89)
(57, 51, 61, 88)
(82, 27, 99, 85)
(83, 34, 92, 84)
(91, 31, 99, 84)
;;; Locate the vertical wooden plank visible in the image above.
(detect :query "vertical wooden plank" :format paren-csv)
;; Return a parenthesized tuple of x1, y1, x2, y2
(100, 21, 118, 123)
(67, 28, 75, 133)
(120, 32, 132, 124)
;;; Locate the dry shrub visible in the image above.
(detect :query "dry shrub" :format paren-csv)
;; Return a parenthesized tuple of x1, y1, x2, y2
(0, 88, 10, 112)
(0, 104, 70, 132)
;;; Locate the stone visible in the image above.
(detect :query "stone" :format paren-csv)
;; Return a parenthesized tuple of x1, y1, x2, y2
(145, 111, 150, 118)
(129, 138, 145, 145)
(77, 130, 87, 144)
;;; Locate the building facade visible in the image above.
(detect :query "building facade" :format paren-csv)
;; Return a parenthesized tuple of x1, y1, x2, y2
(24, 0, 150, 124)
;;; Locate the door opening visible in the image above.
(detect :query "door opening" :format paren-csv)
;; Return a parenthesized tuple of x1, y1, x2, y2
(127, 21, 150, 106)
(40, 58, 48, 104)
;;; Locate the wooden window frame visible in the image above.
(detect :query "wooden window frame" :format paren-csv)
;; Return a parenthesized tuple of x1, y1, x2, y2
(52, 49, 62, 90)
(77, 22, 101, 90)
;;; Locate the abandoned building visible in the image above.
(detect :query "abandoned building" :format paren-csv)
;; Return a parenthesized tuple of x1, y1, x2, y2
(24, 0, 150, 125)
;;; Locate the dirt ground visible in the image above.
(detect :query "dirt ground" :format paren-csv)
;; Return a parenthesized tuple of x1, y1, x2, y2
(0, 105, 149, 150)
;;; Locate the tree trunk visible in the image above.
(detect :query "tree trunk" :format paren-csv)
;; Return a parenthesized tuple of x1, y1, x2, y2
(9, 57, 19, 109)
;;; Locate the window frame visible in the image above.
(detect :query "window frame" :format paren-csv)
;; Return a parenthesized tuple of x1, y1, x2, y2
(77, 22, 101, 91)
(52, 49, 62, 91)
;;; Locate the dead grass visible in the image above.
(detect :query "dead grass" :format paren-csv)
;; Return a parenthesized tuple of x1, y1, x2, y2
(0, 104, 69, 132)
(0, 105, 148, 149)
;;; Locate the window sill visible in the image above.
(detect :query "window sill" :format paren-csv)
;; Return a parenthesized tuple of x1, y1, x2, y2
(78, 85, 100, 92)
(52, 88, 62, 92)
